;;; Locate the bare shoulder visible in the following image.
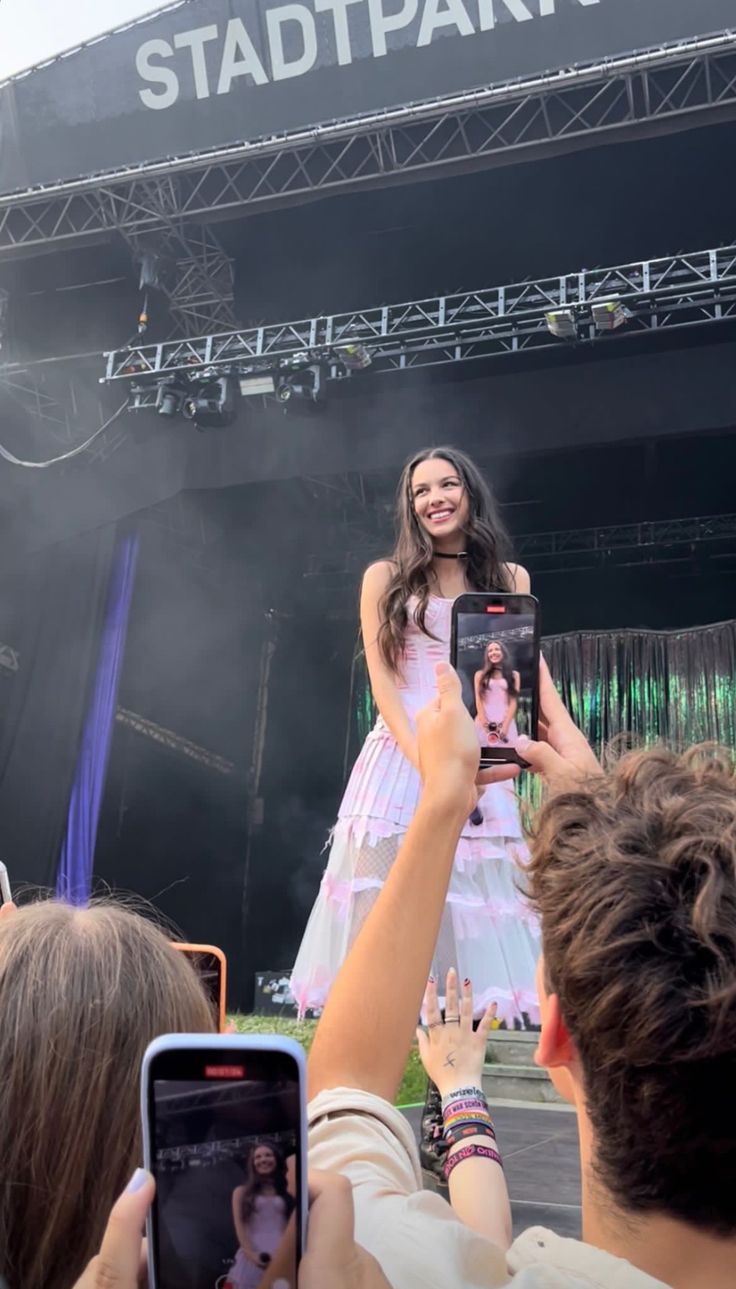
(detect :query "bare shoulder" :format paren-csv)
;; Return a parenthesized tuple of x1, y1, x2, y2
(505, 562, 531, 594)
(362, 559, 395, 593)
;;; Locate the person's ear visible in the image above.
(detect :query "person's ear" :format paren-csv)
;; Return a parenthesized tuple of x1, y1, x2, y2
(536, 992, 576, 1069)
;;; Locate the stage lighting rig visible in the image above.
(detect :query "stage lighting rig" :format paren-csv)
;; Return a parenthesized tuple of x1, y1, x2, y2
(591, 299, 630, 331)
(276, 364, 325, 405)
(546, 297, 631, 342)
(339, 342, 372, 371)
(182, 374, 238, 430)
(155, 380, 186, 418)
(545, 308, 578, 340)
(239, 373, 276, 397)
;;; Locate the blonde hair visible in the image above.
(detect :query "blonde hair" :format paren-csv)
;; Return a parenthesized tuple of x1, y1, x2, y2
(0, 900, 215, 1288)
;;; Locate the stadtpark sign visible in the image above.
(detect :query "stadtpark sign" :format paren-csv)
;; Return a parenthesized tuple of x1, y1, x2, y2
(0, 0, 733, 195)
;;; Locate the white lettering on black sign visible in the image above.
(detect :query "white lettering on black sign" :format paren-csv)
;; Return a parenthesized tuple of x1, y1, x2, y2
(136, 0, 601, 110)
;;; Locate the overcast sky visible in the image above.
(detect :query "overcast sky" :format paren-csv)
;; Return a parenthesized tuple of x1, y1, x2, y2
(0, 0, 172, 81)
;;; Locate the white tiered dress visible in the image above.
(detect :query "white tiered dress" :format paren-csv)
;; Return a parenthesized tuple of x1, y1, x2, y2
(290, 595, 540, 1023)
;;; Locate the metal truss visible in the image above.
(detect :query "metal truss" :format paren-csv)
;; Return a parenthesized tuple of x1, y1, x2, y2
(115, 707, 235, 775)
(1, 32, 736, 258)
(103, 243, 736, 388)
(516, 513, 736, 573)
(120, 182, 237, 334)
(304, 513, 736, 580)
(0, 366, 76, 443)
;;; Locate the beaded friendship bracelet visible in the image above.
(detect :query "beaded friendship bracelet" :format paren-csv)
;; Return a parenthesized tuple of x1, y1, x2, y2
(443, 1142, 504, 1180)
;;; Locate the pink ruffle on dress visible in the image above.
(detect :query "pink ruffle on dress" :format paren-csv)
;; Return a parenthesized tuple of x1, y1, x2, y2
(290, 596, 540, 1025)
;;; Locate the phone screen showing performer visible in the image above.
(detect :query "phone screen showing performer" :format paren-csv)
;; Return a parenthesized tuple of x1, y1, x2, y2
(142, 1037, 306, 1289)
(451, 593, 540, 768)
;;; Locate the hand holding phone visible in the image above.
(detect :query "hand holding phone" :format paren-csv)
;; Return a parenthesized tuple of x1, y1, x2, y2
(451, 593, 540, 769)
(141, 1034, 307, 1289)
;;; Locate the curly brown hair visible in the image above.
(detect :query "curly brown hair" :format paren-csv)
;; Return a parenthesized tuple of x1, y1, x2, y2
(527, 744, 736, 1233)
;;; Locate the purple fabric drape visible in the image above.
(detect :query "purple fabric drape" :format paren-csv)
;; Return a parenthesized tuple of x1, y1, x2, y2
(56, 536, 139, 904)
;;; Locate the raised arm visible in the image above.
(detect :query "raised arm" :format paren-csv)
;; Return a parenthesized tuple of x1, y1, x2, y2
(473, 670, 485, 725)
(308, 663, 478, 1103)
(501, 672, 520, 740)
(361, 560, 420, 770)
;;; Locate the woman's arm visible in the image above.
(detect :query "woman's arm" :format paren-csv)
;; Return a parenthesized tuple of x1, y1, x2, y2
(500, 673, 520, 739)
(308, 663, 478, 1103)
(361, 561, 420, 769)
(417, 974, 512, 1249)
(473, 671, 485, 726)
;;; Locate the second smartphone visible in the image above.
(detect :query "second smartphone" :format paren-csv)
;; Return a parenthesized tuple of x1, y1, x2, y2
(141, 1033, 307, 1289)
(451, 592, 540, 768)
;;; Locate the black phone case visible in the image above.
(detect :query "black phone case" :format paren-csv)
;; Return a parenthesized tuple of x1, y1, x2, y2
(450, 592, 540, 769)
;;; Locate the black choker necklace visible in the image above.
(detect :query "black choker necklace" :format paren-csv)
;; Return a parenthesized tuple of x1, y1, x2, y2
(435, 551, 467, 559)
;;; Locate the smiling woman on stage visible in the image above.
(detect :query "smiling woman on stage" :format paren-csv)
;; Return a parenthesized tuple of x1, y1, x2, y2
(290, 445, 539, 1177)
(474, 640, 521, 750)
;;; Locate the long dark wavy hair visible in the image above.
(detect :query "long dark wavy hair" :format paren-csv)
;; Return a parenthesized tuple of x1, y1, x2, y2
(377, 446, 513, 672)
(240, 1142, 295, 1222)
(477, 640, 519, 702)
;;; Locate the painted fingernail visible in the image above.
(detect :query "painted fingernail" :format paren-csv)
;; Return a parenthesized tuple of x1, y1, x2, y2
(126, 1168, 149, 1194)
(464, 978, 471, 987)
(428, 975, 436, 984)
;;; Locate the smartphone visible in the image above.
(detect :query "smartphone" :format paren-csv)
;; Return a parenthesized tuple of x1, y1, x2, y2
(142, 1033, 307, 1289)
(451, 593, 540, 768)
(171, 943, 227, 1033)
(0, 862, 11, 905)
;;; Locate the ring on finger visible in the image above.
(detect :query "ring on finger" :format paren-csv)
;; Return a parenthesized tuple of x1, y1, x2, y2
(445, 1014, 461, 1024)
(427, 1021, 443, 1030)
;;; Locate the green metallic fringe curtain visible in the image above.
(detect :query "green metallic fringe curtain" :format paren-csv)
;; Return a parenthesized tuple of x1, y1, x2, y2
(350, 620, 736, 780)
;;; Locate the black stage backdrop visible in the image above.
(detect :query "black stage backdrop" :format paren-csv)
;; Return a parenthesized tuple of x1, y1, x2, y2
(0, 527, 117, 890)
(1, 0, 734, 193)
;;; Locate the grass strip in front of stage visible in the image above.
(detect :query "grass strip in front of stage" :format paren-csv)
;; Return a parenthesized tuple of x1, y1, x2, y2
(230, 1013, 427, 1107)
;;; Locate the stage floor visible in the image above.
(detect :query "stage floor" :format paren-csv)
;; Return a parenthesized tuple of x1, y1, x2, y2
(402, 1102, 582, 1239)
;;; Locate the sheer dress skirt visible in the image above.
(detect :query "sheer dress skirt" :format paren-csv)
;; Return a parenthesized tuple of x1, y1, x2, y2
(291, 723, 540, 1024)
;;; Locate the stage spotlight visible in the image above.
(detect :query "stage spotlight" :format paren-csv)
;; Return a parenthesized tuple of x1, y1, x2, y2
(545, 308, 577, 339)
(182, 375, 238, 429)
(591, 299, 629, 332)
(155, 380, 185, 418)
(276, 365, 325, 405)
(340, 342, 372, 371)
(239, 373, 276, 397)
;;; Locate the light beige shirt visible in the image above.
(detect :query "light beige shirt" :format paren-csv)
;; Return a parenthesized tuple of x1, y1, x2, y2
(308, 1088, 670, 1289)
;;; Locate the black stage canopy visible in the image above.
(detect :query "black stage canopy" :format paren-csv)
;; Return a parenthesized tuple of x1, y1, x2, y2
(1, 0, 735, 196)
